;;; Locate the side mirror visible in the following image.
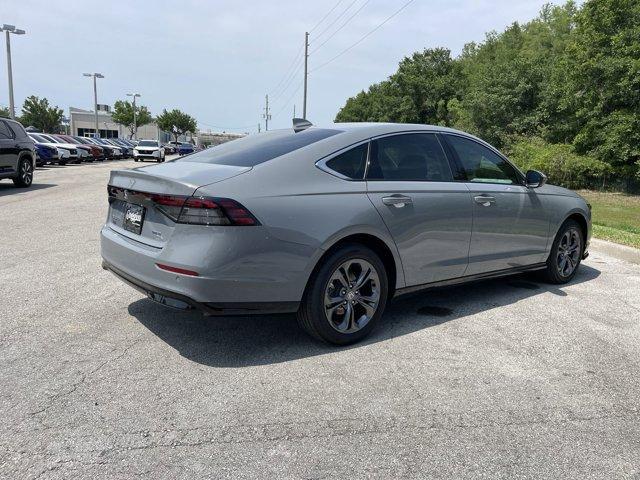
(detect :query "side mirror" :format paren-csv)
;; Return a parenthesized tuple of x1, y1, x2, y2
(525, 169, 547, 188)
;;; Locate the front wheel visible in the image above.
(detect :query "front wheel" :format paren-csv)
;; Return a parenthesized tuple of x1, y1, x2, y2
(13, 157, 33, 187)
(297, 244, 388, 345)
(542, 219, 584, 284)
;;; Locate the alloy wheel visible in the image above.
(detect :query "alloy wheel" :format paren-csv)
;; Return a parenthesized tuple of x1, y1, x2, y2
(21, 161, 33, 185)
(557, 228, 581, 277)
(324, 259, 381, 334)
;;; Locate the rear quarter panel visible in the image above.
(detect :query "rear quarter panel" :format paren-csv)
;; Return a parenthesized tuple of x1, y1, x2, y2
(193, 140, 406, 293)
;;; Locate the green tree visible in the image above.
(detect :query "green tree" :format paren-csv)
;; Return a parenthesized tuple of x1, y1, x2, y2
(568, 0, 640, 176)
(111, 100, 153, 139)
(0, 106, 9, 118)
(19, 96, 64, 133)
(155, 109, 197, 143)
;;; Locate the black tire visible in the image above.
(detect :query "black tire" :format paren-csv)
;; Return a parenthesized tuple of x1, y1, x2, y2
(12, 157, 34, 188)
(297, 244, 388, 345)
(542, 219, 584, 284)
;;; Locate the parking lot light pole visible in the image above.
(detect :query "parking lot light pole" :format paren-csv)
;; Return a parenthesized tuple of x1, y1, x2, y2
(83, 73, 104, 137)
(126, 93, 141, 140)
(1, 24, 26, 120)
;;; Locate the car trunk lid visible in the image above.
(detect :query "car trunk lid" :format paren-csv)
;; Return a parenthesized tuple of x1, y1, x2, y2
(107, 162, 252, 247)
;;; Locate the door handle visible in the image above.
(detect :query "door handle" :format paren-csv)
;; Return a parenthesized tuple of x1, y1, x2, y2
(382, 195, 413, 208)
(473, 195, 496, 206)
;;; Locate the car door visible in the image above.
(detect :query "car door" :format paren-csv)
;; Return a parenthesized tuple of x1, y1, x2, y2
(366, 132, 473, 286)
(442, 134, 550, 275)
(0, 120, 19, 174)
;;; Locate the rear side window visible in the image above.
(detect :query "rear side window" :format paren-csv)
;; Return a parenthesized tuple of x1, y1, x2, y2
(445, 135, 520, 184)
(367, 133, 453, 181)
(7, 121, 27, 139)
(177, 128, 342, 167)
(324, 143, 368, 179)
(0, 121, 14, 140)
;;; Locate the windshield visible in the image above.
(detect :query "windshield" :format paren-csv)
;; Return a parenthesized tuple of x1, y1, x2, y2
(40, 134, 61, 144)
(29, 134, 48, 143)
(176, 128, 342, 167)
(138, 140, 158, 147)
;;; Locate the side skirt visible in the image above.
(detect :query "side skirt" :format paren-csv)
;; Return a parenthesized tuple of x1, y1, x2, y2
(394, 262, 547, 298)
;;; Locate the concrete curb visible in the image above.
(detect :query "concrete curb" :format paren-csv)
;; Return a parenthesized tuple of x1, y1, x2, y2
(590, 238, 640, 265)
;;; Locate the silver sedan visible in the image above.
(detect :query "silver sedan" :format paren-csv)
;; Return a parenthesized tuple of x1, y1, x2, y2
(101, 122, 591, 345)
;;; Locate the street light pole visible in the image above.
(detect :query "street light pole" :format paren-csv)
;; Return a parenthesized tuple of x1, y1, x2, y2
(1, 24, 26, 120)
(126, 93, 141, 140)
(83, 73, 104, 137)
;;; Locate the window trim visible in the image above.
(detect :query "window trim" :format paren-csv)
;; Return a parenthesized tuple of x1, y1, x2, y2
(365, 130, 455, 183)
(315, 139, 371, 181)
(440, 132, 525, 186)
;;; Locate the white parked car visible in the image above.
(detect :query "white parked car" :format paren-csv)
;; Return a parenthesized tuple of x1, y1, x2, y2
(133, 140, 166, 162)
(28, 133, 79, 165)
(38, 134, 90, 162)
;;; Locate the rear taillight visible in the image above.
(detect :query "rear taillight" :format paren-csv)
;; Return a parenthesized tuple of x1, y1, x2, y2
(177, 196, 258, 226)
(107, 186, 258, 226)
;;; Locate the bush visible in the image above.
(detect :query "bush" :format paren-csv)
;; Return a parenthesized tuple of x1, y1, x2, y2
(506, 137, 611, 189)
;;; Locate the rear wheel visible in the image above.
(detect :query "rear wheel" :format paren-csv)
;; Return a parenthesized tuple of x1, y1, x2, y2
(297, 244, 388, 345)
(13, 157, 33, 187)
(542, 219, 583, 284)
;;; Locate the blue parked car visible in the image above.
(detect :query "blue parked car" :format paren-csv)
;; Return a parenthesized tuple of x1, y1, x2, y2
(177, 142, 194, 155)
(34, 142, 59, 166)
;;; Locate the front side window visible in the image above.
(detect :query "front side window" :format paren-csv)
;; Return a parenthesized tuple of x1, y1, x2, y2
(445, 135, 520, 185)
(367, 133, 453, 182)
(0, 121, 14, 140)
(324, 143, 368, 179)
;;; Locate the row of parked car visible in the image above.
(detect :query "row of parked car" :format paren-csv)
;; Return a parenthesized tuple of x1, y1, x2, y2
(28, 134, 196, 166)
(0, 116, 199, 188)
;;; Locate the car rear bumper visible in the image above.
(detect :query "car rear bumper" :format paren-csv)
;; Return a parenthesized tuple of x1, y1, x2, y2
(100, 224, 313, 314)
(102, 260, 299, 316)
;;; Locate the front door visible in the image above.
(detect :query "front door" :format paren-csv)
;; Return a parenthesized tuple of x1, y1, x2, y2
(443, 134, 550, 275)
(366, 133, 473, 286)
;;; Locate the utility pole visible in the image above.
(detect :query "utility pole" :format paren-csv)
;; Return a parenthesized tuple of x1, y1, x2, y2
(262, 94, 271, 131)
(126, 93, 141, 140)
(83, 73, 104, 137)
(258, 123, 261, 133)
(293, 104, 296, 119)
(0, 24, 26, 120)
(303, 31, 309, 119)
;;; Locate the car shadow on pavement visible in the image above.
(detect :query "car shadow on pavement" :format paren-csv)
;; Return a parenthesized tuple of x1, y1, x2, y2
(128, 264, 601, 368)
(0, 183, 56, 197)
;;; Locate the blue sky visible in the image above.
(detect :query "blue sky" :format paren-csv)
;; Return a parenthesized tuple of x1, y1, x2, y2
(3, 0, 563, 133)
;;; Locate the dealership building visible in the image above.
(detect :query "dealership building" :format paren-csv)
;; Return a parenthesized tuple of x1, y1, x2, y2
(68, 106, 245, 147)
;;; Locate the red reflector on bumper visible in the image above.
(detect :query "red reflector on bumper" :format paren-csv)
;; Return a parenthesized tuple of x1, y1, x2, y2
(156, 263, 199, 276)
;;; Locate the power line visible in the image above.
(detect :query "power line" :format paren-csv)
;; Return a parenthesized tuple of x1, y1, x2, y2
(312, 0, 361, 44)
(273, 81, 304, 118)
(309, 0, 345, 33)
(310, 0, 416, 73)
(310, 0, 371, 54)
(268, 44, 304, 97)
(270, 54, 305, 102)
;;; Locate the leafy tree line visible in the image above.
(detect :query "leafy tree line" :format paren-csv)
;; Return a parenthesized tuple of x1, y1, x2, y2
(335, 0, 640, 190)
(7, 96, 197, 140)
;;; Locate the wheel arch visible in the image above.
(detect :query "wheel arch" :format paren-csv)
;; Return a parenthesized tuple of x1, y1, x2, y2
(308, 232, 404, 300)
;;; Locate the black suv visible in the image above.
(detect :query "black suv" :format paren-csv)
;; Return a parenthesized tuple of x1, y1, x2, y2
(0, 118, 36, 188)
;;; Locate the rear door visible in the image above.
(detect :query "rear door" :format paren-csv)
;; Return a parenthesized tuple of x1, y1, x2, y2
(366, 132, 473, 286)
(442, 134, 550, 275)
(0, 120, 18, 174)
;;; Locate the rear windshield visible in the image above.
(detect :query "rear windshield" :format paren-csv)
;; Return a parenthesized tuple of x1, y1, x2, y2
(175, 128, 343, 167)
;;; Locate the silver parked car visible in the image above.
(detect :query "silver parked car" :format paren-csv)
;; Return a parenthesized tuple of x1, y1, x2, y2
(101, 122, 591, 344)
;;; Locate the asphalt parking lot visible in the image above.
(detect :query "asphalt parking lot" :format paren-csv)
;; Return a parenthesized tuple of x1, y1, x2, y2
(1, 159, 640, 479)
